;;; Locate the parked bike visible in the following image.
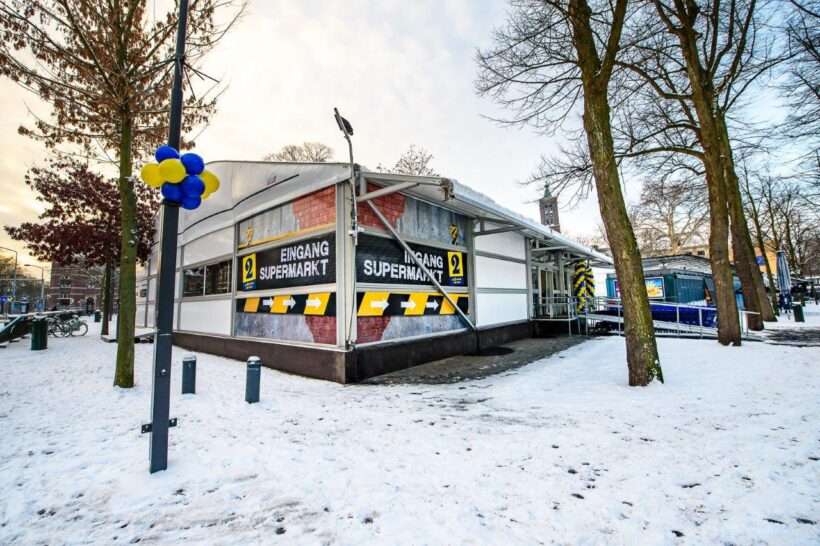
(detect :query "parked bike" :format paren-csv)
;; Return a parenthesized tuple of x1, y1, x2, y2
(47, 314, 88, 337)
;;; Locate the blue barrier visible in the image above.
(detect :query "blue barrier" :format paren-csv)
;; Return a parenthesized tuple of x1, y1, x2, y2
(598, 303, 718, 328)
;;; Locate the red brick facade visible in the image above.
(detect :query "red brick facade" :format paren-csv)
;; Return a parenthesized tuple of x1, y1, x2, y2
(357, 183, 406, 229)
(305, 316, 336, 345)
(292, 186, 336, 229)
(356, 316, 392, 344)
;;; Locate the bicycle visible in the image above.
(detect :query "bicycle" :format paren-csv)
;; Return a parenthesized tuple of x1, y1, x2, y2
(47, 314, 88, 337)
(47, 317, 69, 337)
(65, 314, 88, 337)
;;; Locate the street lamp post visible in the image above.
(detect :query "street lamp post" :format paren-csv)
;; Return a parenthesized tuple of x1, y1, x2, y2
(148, 0, 189, 474)
(0, 246, 18, 313)
(25, 264, 45, 312)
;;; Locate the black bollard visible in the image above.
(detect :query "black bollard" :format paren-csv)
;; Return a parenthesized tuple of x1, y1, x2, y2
(30, 318, 47, 351)
(182, 354, 196, 394)
(245, 356, 261, 404)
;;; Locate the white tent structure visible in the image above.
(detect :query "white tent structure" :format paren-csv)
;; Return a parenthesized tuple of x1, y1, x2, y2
(135, 161, 611, 382)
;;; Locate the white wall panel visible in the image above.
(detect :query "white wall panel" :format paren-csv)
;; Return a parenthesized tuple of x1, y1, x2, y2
(474, 226, 526, 260)
(183, 227, 233, 265)
(135, 305, 147, 328)
(476, 293, 528, 327)
(179, 299, 232, 335)
(475, 256, 527, 290)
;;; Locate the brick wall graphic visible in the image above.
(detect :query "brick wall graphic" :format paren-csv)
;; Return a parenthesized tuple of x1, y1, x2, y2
(357, 183, 406, 229)
(293, 186, 337, 229)
(235, 186, 339, 345)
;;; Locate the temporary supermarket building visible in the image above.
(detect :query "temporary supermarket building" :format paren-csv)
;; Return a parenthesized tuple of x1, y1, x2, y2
(135, 161, 612, 382)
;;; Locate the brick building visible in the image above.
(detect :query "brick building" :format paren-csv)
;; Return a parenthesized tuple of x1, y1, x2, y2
(47, 263, 101, 311)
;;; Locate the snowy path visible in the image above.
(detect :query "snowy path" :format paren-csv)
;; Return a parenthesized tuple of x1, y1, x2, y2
(1, 326, 819, 545)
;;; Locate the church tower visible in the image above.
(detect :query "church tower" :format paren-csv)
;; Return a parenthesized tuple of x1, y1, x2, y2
(539, 184, 561, 232)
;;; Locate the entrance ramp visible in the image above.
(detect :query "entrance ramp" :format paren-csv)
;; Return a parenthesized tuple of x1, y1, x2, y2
(583, 297, 762, 340)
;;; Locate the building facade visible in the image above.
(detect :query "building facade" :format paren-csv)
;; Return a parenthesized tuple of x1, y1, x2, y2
(136, 162, 610, 383)
(47, 263, 100, 311)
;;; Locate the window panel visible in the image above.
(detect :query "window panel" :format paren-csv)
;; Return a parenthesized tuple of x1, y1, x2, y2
(205, 260, 231, 295)
(183, 267, 205, 297)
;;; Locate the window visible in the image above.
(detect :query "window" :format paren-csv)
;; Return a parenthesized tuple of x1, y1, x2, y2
(182, 260, 232, 297)
(205, 261, 231, 295)
(183, 267, 205, 297)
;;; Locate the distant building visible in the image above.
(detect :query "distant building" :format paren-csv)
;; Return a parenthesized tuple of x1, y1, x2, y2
(539, 185, 561, 233)
(47, 262, 101, 311)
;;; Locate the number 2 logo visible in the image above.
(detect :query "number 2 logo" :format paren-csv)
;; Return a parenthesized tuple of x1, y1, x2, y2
(447, 251, 463, 277)
(242, 253, 257, 283)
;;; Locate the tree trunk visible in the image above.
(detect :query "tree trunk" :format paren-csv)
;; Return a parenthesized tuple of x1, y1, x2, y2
(101, 262, 112, 336)
(715, 115, 773, 326)
(702, 165, 741, 345)
(569, 0, 663, 386)
(114, 113, 137, 388)
(754, 222, 777, 317)
(784, 215, 799, 274)
(669, 11, 741, 346)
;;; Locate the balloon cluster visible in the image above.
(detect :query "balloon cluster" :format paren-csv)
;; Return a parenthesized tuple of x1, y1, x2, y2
(139, 145, 220, 210)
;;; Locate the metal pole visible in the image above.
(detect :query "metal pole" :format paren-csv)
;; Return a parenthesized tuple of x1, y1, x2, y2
(149, 0, 188, 474)
(676, 305, 680, 337)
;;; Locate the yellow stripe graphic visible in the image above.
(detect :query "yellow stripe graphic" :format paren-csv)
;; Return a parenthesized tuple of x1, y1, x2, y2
(304, 292, 331, 315)
(358, 291, 390, 317)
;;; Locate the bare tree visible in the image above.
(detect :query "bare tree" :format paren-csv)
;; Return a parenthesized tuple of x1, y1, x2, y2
(740, 162, 779, 309)
(611, 0, 780, 335)
(782, 1, 820, 142)
(477, 0, 663, 386)
(264, 142, 333, 162)
(0, 0, 242, 387)
(631, 173, 709, 256)
(377, 145, 438, 176)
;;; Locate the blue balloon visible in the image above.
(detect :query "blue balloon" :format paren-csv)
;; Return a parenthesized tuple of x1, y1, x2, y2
(181, 175, 205, 197)
(180, 152, 205, 175)
(155, 145, 179, 162)
(181, 195, 202, 210)
(161, 182, 183, 202)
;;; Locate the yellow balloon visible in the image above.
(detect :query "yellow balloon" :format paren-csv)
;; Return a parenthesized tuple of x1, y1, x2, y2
(140, 163, 163, 188)
(159, 158, 186, 183)
(201, 170, 220, 195)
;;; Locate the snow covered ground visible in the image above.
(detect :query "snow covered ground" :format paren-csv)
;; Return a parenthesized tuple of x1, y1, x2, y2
(763, 301, 820, 331)
(1, 323, 819, 545)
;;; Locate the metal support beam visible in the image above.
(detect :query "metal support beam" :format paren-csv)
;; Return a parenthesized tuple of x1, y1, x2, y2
(531, 246, 567, 252)
(474, 226, 525, 237)
(364, 200, 476, 331)
(356, 181, 419, 203)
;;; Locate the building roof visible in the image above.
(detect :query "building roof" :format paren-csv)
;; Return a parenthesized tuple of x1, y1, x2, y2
(642, 254, 713, 275)
(176, 161, 612, 264)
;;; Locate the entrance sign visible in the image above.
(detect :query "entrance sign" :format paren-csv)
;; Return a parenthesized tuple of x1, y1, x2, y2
(239, 234, 335, 291)
(356, 234, 468, 287)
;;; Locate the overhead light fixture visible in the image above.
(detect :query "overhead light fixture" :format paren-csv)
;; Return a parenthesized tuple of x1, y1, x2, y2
(334, 107, 353, 136)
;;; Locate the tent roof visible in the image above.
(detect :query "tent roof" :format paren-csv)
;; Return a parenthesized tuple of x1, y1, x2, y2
(173, 160, 612, 265)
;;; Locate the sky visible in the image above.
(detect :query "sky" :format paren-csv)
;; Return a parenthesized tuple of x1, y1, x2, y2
(0, 0, 618, 273)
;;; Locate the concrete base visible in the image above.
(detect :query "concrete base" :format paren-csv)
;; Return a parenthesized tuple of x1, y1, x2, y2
(173, 320, 569, 384)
